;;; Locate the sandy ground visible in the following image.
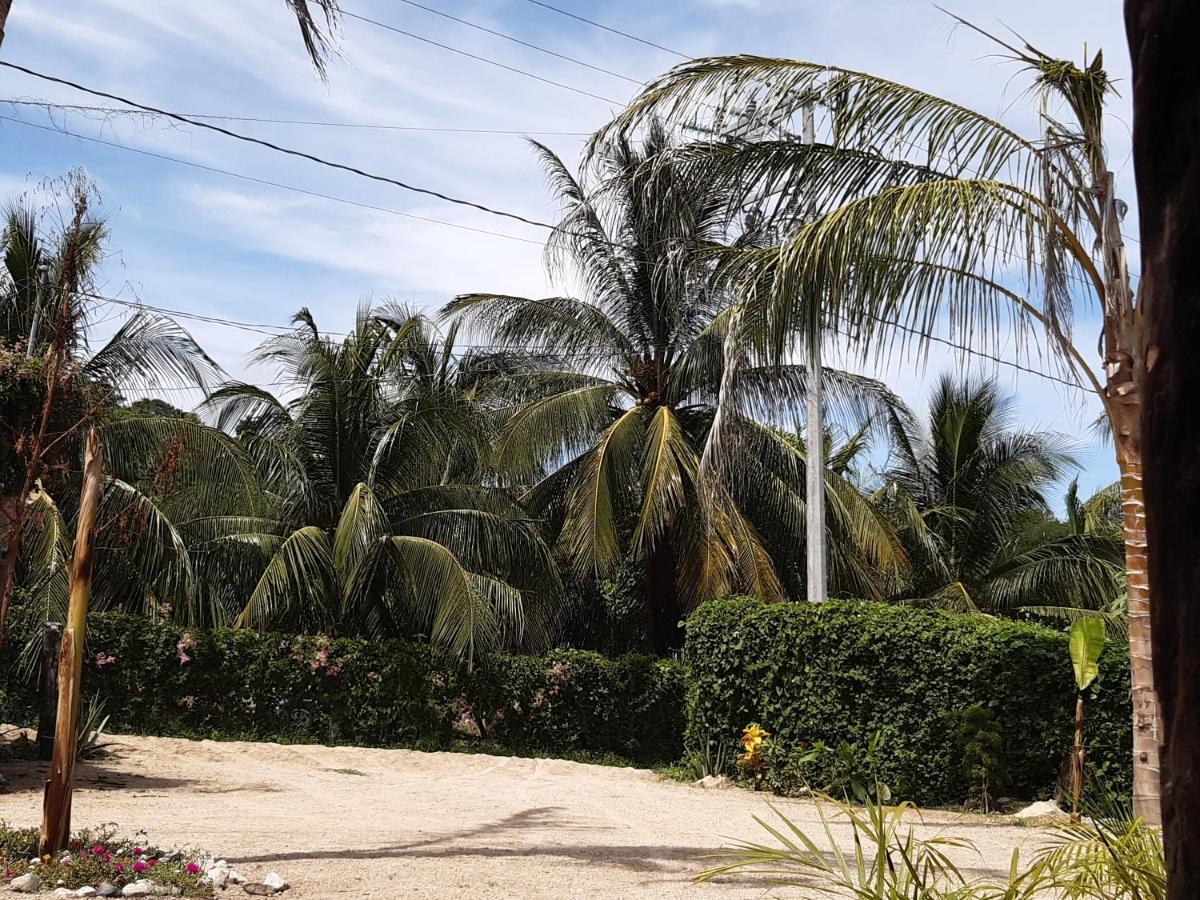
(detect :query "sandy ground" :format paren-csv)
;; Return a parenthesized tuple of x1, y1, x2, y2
(0, 732, 1043, 899)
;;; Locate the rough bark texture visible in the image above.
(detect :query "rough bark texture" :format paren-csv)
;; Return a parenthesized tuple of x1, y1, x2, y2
(646, 538, 681, 654)
(1126, 1, 1200, 896)
(39, 429, 102, 855)
(1115, 446, 1161, 822)
(0, 0, 12, 49)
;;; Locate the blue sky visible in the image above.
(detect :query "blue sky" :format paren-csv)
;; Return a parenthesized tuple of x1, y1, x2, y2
(0, 0, 1135, 500)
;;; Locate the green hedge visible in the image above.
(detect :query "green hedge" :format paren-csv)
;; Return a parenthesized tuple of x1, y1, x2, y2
(1, 613, 685, 765)
(685, 598, 1131, 805)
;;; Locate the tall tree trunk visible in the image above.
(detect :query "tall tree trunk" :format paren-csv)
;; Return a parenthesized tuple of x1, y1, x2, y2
(1115, 438, 1161, 825)
(1127, 1, 1200, 895)
(0, 0, 13, 49)
(646, 539, 681, 655)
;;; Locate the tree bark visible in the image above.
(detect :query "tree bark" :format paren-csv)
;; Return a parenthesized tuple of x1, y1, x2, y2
(1126, 1, 1200, 896)
(1115, 443, 1162, 824)
(39, 429, 102, 855)
(0, 0, 12, 50)
(646, 539, 681, 654)
(36, 622, 63, 762)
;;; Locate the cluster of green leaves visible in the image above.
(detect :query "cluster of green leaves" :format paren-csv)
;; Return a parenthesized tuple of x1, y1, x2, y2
(697, 791, 1164, 899)
(685, 598, 1130, 806)
(1, 612, 685, 765)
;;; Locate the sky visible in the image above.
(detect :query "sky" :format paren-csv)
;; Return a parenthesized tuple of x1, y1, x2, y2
(0, 0, 1137, 501)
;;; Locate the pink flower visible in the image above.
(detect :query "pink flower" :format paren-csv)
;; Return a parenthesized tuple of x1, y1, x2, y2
(147, 859, 158, 868)
(133, 847, 144, 857)
(185, 863, 201, 875)
(132, 861, 147, 873)
(113, 863, 124, 872)
(3, 870, 11, 878)
(102, 853, 111, 863)
(91, 844, 105, 855)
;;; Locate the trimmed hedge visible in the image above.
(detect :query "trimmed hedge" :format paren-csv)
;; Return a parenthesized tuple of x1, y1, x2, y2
(685, 598, 1132, 805)
(1, 613, 685, 765)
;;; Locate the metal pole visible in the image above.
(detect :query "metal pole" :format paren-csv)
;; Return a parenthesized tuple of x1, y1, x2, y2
(801, 104, 826, 605)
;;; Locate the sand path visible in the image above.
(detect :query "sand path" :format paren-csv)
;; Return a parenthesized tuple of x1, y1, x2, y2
(0, 733, 1041, 898)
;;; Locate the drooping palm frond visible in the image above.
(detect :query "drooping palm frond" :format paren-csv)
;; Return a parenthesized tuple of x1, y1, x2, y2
(282, 0, 341, 76)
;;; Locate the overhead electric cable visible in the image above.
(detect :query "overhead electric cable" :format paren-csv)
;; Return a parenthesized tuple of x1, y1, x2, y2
(522, 0, 690, 60)
(0, 60, 560, 231)
(339, 11, 625, 105)
(1, 98, 590, 135)
(0, 113, 545, 246)
(361, 0, 644, 86)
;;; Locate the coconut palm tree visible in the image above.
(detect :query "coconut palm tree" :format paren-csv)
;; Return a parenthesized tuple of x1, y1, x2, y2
(879, 376, 1123, 615)
(599, 19, 1157, 820)
(447, 127, 908, 652)
(197, 305, 559, 660)
(1, 185, 227, 644)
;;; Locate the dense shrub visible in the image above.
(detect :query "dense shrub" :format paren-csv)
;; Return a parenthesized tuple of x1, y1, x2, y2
(1, 613, 685, 765)
(685, 598, 1131, 806)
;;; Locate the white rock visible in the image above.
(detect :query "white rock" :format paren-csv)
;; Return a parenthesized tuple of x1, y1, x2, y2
(263, 872, 289, 892)
(10, 873, 41, 893)
(96, 884, 120, 897)
(227, 869, 248, 885)
(1014, 799, 1067, 821)
(693, 774, 733, 790)
(121, 880, 157, 897)
(75, 889, 98, 898)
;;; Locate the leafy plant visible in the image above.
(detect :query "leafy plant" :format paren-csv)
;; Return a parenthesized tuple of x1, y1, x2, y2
(818, 731, 892, 804)
(697, 792, 973, 897)
(1067, 619, 1105, 822)
(944, 705, 1007, 812)
(76, 693, 114, 760)
(696, 791, 1164, 898)
(683, 732, 731, 780)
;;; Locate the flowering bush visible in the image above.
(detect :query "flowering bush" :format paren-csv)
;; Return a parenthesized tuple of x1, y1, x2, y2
(0, 613, 685, 765)
(0, 823, 211, 896)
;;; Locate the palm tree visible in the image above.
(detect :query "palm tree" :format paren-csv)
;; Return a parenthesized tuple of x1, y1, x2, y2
(0, 2, 341, 72)
(198, 305, 558, 660)
(1, 183, 225, 644)
(447, 127, 908, 652)
(879, 376, 1123, 615)
(599, 19, 1158, 820)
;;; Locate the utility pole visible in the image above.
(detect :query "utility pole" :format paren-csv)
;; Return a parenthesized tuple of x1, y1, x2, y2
(39, 428, 102, 855)
(800, 105, 826, 605)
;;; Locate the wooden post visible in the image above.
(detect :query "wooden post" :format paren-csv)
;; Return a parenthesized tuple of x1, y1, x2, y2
(39, 428, 102, 856)
(36, 622, 63, 761)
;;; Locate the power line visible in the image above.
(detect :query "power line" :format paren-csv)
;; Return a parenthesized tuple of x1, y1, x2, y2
(0, 113, 545, 246)
(1, 98, 590, 136)
(364, 0, 644, 86)
(0, 60, 560, 232)
(522, 0, 690, 61)
(86, 292, 1090, 394)
(340, 11, 624, 105)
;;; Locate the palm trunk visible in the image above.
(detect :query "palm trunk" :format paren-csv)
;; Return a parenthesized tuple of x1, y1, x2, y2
(646, 538, 681, 655)
(1116, 433, 1162, 826)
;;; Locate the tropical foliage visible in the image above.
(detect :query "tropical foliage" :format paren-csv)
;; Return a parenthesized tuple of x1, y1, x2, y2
(447, 125, 908, 650)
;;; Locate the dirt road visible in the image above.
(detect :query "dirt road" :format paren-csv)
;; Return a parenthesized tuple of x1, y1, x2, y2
(0, 733, 1040, 898)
